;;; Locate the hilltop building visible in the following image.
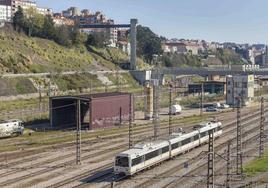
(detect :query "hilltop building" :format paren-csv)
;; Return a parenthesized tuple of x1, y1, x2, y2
(0, 0, 52, 23)
(162, 41, 200, 55)
(0, 0, 11, 22)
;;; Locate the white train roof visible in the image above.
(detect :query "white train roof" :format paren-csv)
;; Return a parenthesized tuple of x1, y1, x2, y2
(116, 121, 222, 158)
(118, 140, 169, 158)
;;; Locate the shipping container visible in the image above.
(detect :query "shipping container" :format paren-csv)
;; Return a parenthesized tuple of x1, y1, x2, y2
(50, 92, 133, 129)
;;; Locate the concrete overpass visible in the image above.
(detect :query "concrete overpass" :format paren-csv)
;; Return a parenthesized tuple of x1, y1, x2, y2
(160, 67, 268, 76)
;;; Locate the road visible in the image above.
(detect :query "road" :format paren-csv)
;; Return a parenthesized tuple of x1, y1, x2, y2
(1, 70, 129, 78)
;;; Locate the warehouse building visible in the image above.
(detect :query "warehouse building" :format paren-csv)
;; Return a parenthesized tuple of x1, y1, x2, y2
(188, 81, 226, 95)
(49, 92, 133, 129)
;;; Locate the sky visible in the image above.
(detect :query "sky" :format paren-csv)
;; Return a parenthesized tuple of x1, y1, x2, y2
(37, 0, 268, 44)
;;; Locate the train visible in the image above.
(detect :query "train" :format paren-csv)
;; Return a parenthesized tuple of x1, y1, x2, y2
(114, 121, 222, 176)
(0, 119, 24, 138)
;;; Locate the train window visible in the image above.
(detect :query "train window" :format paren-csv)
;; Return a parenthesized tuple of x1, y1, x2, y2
(200, 131, 207, 137)
(115, 156, 129, 167)
(217, 126, 222, 131)
(171, 143, 179, 150)
(132, 156, 143, 166)
(194, 134, 199, 141)
(162, 146, 169, 153)
(182, 138, 191, 145)
(145, 150, 159, 160)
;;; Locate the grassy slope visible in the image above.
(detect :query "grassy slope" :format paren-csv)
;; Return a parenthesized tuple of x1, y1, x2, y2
(0, 27, 146, 95)
(0, 27, 118, 73)
(244, 152, 268, 176)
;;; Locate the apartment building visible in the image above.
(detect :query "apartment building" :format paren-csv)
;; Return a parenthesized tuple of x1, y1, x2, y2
(226, 75, 255, 106)
(0, 4, 11, 22)
(0, 0, 52, 20)
(162, 41, 200, 55)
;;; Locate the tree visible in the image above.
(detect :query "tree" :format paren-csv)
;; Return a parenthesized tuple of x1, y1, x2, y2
(42, 15, 56, 39)
(136, 25, 163, 63)
(13, 6, 25, 32)
(24, 7, 44, 37)
(71, 28, 87, 45)
(54, 25, 72, 47)
(85, 32, 109, 48)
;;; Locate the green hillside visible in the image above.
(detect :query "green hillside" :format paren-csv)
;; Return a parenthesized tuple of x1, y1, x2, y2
(0, 26, 149, 74)
(0, 27, 147, 96)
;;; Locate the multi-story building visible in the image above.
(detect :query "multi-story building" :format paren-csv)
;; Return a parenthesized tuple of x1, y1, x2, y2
(162, 41, 200, 55)
(262, 46, 268, 66)
(0, 4, 11, 22)
(53, 15, 74, 26)
(226, 75, 255, 106)
(0, 0, 52, 19)
(62, 7, 80, 17)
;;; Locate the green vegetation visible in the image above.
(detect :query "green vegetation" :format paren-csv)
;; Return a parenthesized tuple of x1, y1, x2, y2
(163, 53, 202, 67)
(137, 25, 163, 63)
(0, 114, 210, 152)
(215, 48, 244, 65)
(0, 78, 36, 96)
(51, 73, 103, 91)
(244, 152, 268, 176)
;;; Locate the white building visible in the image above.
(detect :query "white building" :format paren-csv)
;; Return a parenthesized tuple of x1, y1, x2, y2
(262, 46, 268, 66)
(0, 4, 11, 22)
(36, 7, 52, 16)
(0, 0, 52, 19)
(226, 75, 255, 106)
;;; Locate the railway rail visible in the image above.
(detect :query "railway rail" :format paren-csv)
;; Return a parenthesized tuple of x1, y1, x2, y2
(0, 107, 264, 187)
(101, 112, 266, 188)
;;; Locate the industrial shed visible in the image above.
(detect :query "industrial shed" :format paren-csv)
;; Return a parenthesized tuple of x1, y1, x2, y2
(49, 92, 133, 129)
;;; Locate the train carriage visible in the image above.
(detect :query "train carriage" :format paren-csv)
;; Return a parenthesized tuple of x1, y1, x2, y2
(114, 121, 222, 176)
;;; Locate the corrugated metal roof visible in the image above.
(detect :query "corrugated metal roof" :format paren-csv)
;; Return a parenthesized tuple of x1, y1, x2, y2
(51, 92, 130, 100)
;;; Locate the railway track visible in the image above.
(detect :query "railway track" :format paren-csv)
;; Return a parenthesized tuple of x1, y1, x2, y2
(0, 107, 262, 187)
(163, 129, 268, 188)
(0, 114, 219, 187)
(106, 112, 265, 188)
(70, 110, 264, 188)
(0, 112, 215, 161)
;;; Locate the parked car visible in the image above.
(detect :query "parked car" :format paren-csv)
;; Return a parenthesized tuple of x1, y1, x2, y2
(213, 103, 221, 108)
(220, 103, 230, 109)
(170, 105, 182, 115)
(206, 107, 218, 112)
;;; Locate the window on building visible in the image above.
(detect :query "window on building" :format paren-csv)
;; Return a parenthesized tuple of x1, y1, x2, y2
(227, 81, 231, 85)
(228, 90, 231, 94)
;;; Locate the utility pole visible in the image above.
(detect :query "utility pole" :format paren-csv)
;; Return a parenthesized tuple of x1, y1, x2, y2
(39, 85, 42, 111)
(207, 129, 214, 188)
(200, 82, 204, 117)
(153, 54, 160, 140)
(76, 99, 81, 165)
(232, 77, 235, 111)
(168, 84, 172, 135)
(259, 97, 265, 158)
(90, 74, 92, 94)
(226, 141, 231, 188)
(236, 98, 243, 176)
(129, 94, 133, 149)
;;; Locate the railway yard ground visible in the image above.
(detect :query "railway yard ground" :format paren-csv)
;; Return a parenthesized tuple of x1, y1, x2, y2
(0, 102, 267, 188)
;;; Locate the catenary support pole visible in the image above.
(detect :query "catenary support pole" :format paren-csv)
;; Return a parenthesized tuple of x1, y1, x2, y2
(207, 129, 214, 188)
(76, 99, 81, 165)
(129, 94, 133, 149)
(236, 98, 243, 176)
(259, 97, 265, 158)
(168, 84, 172, 135)
(226, 141, 231, 188)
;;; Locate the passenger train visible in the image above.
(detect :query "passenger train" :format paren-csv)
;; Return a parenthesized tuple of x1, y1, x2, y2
(114, 121, 222, 176)
(0, 119, 24, 138)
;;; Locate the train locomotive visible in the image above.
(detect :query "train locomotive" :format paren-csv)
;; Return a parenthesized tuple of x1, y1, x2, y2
(114, 121, 222, 176)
